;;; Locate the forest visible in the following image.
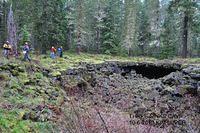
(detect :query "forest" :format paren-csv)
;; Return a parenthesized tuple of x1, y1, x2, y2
(0, 0, 200, 133)
(0, 0, 200, 59)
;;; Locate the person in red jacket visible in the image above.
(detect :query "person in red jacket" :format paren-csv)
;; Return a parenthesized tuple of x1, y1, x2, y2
(50, 46, 56, 59)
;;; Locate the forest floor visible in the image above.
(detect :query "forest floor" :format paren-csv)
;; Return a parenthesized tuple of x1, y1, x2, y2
(0, 52, 199, 133)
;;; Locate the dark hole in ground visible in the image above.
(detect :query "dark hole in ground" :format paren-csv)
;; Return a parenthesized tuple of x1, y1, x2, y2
(121, 64, 181, 79)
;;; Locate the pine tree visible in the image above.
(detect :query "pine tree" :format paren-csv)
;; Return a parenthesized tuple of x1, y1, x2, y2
(32, 0, 66, 53)
(93, 0, 106, 54)
(101, 0, 119, 55)
(123, 0, 138, 56)
(65, 0, 76, 50)
(144, 0, 161, 57)
(20, 25, 30, 45)
(0, 0, 8, 44)
(136, 0, 151, 56)
(169, 0, 199, 58)
(160, 9, 177, 59)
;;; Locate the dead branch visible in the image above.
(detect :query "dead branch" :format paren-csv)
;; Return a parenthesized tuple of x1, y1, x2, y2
(95, 108, 110, 133)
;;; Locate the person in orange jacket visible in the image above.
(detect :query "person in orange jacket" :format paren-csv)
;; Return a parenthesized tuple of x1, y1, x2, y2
(50, 46, 56, 59)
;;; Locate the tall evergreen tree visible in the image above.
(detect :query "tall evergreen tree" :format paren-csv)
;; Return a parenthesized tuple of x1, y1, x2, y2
(101, 0, 120, 55)
(93, 0, 106, 53)
(32, 0, 66, 53)
(123, 0, 138, 56)
(0, 0, 8, 44)
(160, 9, 177, 59)
(136, 0, 151, 56)
(169, 0, 199, 58)
(64, 0, 76, 50)
(146, 0, 160, 43)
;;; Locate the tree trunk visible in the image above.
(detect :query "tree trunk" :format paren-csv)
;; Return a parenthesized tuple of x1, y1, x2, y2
(41, 0, 48, 54)
(139, 44, 144, 56)
(181, 13, 188, 58)
(95, 2, 101, 54)
(76, 33, 81, 55)
(7, 4, 18, 55)
(67, 28, 72, 50)
(197, 36, 200, 57)
(96, 28, 100, 54)
(0, 3, 2, 43)
(0, 1, 7, 44)
(76, 0, 83, 55)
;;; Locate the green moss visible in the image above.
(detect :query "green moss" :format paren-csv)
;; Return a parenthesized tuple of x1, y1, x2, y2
(11, 69, 20, 76)
(9, 77, 21, 89)
(0, 72, 10, 81)
(34, 72, 43, 79)
(0, 109, 30, 132)
(0, 65, 10, 71)
(187, 58, 200, 64)
(23, 88, 35, 96)
(18, 72, 30, 85)
(0, 109, 57, 133)
(17, 66, 25, 73)
(49, 71, 61, 77)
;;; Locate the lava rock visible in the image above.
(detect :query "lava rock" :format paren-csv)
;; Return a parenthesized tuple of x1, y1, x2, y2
(162, 72, 183, 86)
(198, 81, 200, 95)
(174, 85, 197, 96)
(182, 66, 200, 80)
(134, 105, 147, 118)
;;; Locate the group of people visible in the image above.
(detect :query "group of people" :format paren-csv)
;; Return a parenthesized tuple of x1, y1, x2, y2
(50, 46, 63, 59)
(2, 41, 63, 61)
(2, 41, 31, 61)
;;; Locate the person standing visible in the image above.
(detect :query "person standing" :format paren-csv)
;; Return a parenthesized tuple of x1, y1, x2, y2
(57, 46, 63, 58)
(3, 41, 8, 57)
(2, 41, 11, 59)
(50, 46, 56, 59)
(23, 42, 31, 61)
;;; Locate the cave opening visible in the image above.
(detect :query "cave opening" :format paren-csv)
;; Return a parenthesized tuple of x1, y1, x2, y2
(121, 64, 181, 79)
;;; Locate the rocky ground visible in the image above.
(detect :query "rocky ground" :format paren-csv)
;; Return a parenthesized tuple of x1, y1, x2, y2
(0, 54, 199, 133)
(59, 61, 200, 133)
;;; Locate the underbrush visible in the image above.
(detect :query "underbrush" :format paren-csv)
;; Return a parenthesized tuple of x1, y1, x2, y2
(0, 109, 57, 132)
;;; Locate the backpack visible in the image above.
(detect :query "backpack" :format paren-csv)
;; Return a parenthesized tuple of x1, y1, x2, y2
(58, 47, 62, 51)
(3, 44, 8, 48)
(51, 47, 56, 52)
(23, 45, 29, 52)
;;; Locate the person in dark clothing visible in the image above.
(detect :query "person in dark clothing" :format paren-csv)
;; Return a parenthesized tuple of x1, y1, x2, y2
(57, 46, 63, 57)
(23, 42, 31, 61)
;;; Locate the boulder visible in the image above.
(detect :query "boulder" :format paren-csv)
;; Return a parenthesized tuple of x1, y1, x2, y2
(160, 86, 174, 96)
(162, 72, 183, 86)
(182, 66, 200, 80)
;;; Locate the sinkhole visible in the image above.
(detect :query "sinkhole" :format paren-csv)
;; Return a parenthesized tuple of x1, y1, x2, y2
(121, 64, 181, 79)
